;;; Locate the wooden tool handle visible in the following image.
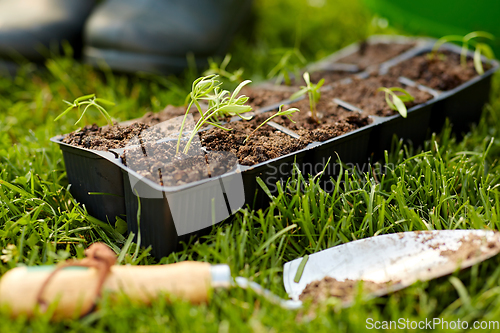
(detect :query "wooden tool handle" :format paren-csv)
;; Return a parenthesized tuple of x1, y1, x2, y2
(0, 261, 219, 319)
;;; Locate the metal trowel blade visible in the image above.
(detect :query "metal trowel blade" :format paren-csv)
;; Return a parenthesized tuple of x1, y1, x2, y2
(283, 230, 500, 302)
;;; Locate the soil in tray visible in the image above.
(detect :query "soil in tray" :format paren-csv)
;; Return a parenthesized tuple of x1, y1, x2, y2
(241, 85, 296, 110)
(200, 106, 369, 166)
(63, 105, 214, 151)
(387, 51, 491, 91)
(62, 122, 152, 151)
(61, 115, 197, 151)
(287, 70, 356, 87)
(336, 42, 415, 69)
(274, 89, 372, 141)
(121, 140, 237, 187)
(62, 84, 300, 151)
(328, 75, 433, 117)
(200, 114, 311, 166)
(138, 105, 198, 125)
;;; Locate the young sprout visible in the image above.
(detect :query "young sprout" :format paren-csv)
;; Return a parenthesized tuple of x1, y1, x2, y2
(474, 43, 495, 75)
(377, 87, 414, 118)
(177, 75, 254, 154)
(268, 47, 306, 86)
(54, 94, 115, 127)
(244, 104, 300, 143)
(431, 31, 495, 74)
(203, 54, 244, 82)
(176, 75, 218, 153)
(289, 72, 324, 123)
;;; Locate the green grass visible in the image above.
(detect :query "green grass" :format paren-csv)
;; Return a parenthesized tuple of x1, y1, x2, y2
(1, 0, 500, 331)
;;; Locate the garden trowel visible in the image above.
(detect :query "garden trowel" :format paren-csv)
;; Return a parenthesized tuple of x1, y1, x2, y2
(280, 229, 500, 307)
(1, 230, 499, 319)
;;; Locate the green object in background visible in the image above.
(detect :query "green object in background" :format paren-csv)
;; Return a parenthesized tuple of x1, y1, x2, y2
(361, 0, 500, 54)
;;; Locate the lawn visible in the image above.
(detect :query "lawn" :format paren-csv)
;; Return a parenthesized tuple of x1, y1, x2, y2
(1, 0, 500, 331)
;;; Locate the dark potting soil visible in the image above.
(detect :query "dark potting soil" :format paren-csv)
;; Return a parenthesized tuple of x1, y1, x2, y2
(61, 115, 196, 151)
(241, 85, 295, 110)
(336, 42, 415, 69)
(329, 75, 433, 117)
(121, 140, 237, 186)
(387, 51, 490, 91)
(200, 114, 311, 166)
(62, 122, 151, 151)
(309, 70, 355, 86)
(62, 104, 220, 151)
(287, 70, 355, 87)
(299, 276, 394, 304)
(274, 89, 372, 141)
(138, 105, 198, 125)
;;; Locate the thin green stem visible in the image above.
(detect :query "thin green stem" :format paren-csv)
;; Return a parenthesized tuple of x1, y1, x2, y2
(244, 105, 299, 144)
(176, 100, 195, 154)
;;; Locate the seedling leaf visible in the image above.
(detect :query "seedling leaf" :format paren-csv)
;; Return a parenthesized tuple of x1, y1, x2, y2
(268, 47, 306, 86)
(179, 75, 254, 154)
(74, 94, 96, 103)
(432, 31, 494, 73)
(205, 121, 232, 131)
(392, 95, 407, 118)
(244, 105, 300, 143)
(377, 87, 413, 118)
(290, 87, 308, 101)
(54, 105, 77, 122)
(474, 43, 495, 75)
(94, 98, 116, 106)
(55, 94, 115, 127)
(289, 72, 322, 122)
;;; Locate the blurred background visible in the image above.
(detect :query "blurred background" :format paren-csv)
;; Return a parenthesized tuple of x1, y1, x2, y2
(0, 0, 498, 133)
(362, 0, 500, 54)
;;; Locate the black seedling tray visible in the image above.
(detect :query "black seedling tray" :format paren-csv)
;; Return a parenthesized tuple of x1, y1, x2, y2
(302, 116, 381, 184)
(51, 35, 499, 258)
(119, 158, 246, 257)
(50, 137, 126, 223)
(110, 132, 316, 257)
(380, 42, 500, 135)
(307, 35, 429, 74)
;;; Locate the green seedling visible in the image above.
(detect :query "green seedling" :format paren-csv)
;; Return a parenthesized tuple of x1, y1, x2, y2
(268, 47, 306, 86)
(54, 94, 115, 127)
(244, 104, 300, 143)
(431, 31, 495, 75)
(177, 75, 253, 154)
(289, 72, 324, 123)
(204, 54, 244, 83)
(377, 87, 414, 118)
